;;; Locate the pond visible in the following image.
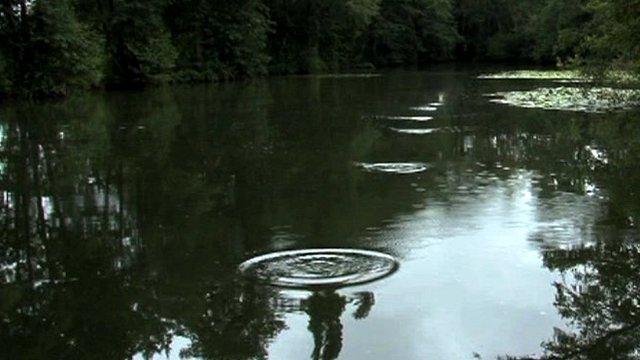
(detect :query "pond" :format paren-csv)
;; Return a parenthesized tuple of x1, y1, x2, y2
(1, 67, 640, 359)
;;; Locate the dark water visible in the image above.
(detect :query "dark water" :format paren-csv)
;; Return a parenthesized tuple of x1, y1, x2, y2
(1, 68, 640, 359)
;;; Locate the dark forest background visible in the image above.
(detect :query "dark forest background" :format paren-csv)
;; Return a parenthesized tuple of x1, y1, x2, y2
(0, 0, 639, 97)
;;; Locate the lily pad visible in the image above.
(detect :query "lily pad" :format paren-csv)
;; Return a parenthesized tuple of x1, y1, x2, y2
(478, 70, 584, 81)
(477, 70, 639, 84)
(487, 87, 640, 113)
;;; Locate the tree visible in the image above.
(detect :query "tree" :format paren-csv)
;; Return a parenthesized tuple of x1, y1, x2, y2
(166, 0, 270, 81)
(369, 0, 459, 66)
(104, 0, 177, 86)
(454, 0, 543, 61)
(20, 0, 103, 97)
(580, 0, 640, 74)
(1, 0, 639, 96)
(0, 0, 102, 97)
(0, 48, 11, 95)
(267, 0, 381, 74)
(531, 0, 591, 63)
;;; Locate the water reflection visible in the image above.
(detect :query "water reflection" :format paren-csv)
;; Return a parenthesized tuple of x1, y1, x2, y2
(0, 69, 640, 358)
(506, 229, 640, 359)
(305, 291, 365, 360)
(274, 290, 375, 360)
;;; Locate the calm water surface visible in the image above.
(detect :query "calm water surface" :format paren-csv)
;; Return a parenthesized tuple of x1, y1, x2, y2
(1, 68, 640, 359)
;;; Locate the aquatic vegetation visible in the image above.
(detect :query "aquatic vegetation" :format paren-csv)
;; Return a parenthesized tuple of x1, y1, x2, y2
(609, 71, 640, 84)
(478, 70, 583, 80)
(354, 162, 430, 174)
(238, 249, 398, 288)
(487, 87, 640, 112)
(478, 70, 640, 84)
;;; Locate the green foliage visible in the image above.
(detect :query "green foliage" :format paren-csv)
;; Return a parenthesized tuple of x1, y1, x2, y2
(531, 0, 590, 63)
(369, 0, 458, 66)
(106, 0, 177, 85)
(227, 0, 271, 77)
(268, 0, 382, 74)
(454, 0, 508, 59)
(267, 0, 317, 74)
(0, 1, 18, 94)
(580, 0, 640, 74)
(22, 0, 103, 96)
(0, 0, 638, 97)
(0, 49, 11, 95)
(315, 0, 380, 70)
(455, 0, 540, 61)
(166, 0, 270, 81)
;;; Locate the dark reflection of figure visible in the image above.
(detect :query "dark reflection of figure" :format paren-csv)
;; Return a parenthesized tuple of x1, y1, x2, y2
(302, 291, 374, 360)
(304, 291, 346, 360)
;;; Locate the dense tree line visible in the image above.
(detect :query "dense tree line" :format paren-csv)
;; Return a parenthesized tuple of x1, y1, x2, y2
(0, 0, 638, 97)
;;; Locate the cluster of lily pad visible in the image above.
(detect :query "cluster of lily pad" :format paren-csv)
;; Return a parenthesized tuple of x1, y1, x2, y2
(487, 87, 640, 113)
(478, 69, 640, 84)
(478, 70, 584, 81)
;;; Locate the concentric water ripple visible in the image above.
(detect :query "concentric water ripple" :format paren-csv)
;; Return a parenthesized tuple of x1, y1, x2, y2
(238, 249, 399, 288)
(354, 162, 429, 174)
(410, 106, 438, 111)
(389, 127, 441, 135)
(379, 116, 433, 121)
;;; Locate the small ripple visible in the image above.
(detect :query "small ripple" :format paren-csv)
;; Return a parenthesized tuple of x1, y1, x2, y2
(375, 115, 434, 121)
(354, 162, 430, 174)
(389, 127, 442, 135)
(410, 106, 438, 111)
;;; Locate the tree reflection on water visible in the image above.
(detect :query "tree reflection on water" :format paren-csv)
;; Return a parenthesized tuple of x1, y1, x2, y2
(0, 91, 288, 359)
(504, 232, 640, 360)
(541, 234, 640, 359)
(1, 77, 640, 359)
(502, 115, 640, 358)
